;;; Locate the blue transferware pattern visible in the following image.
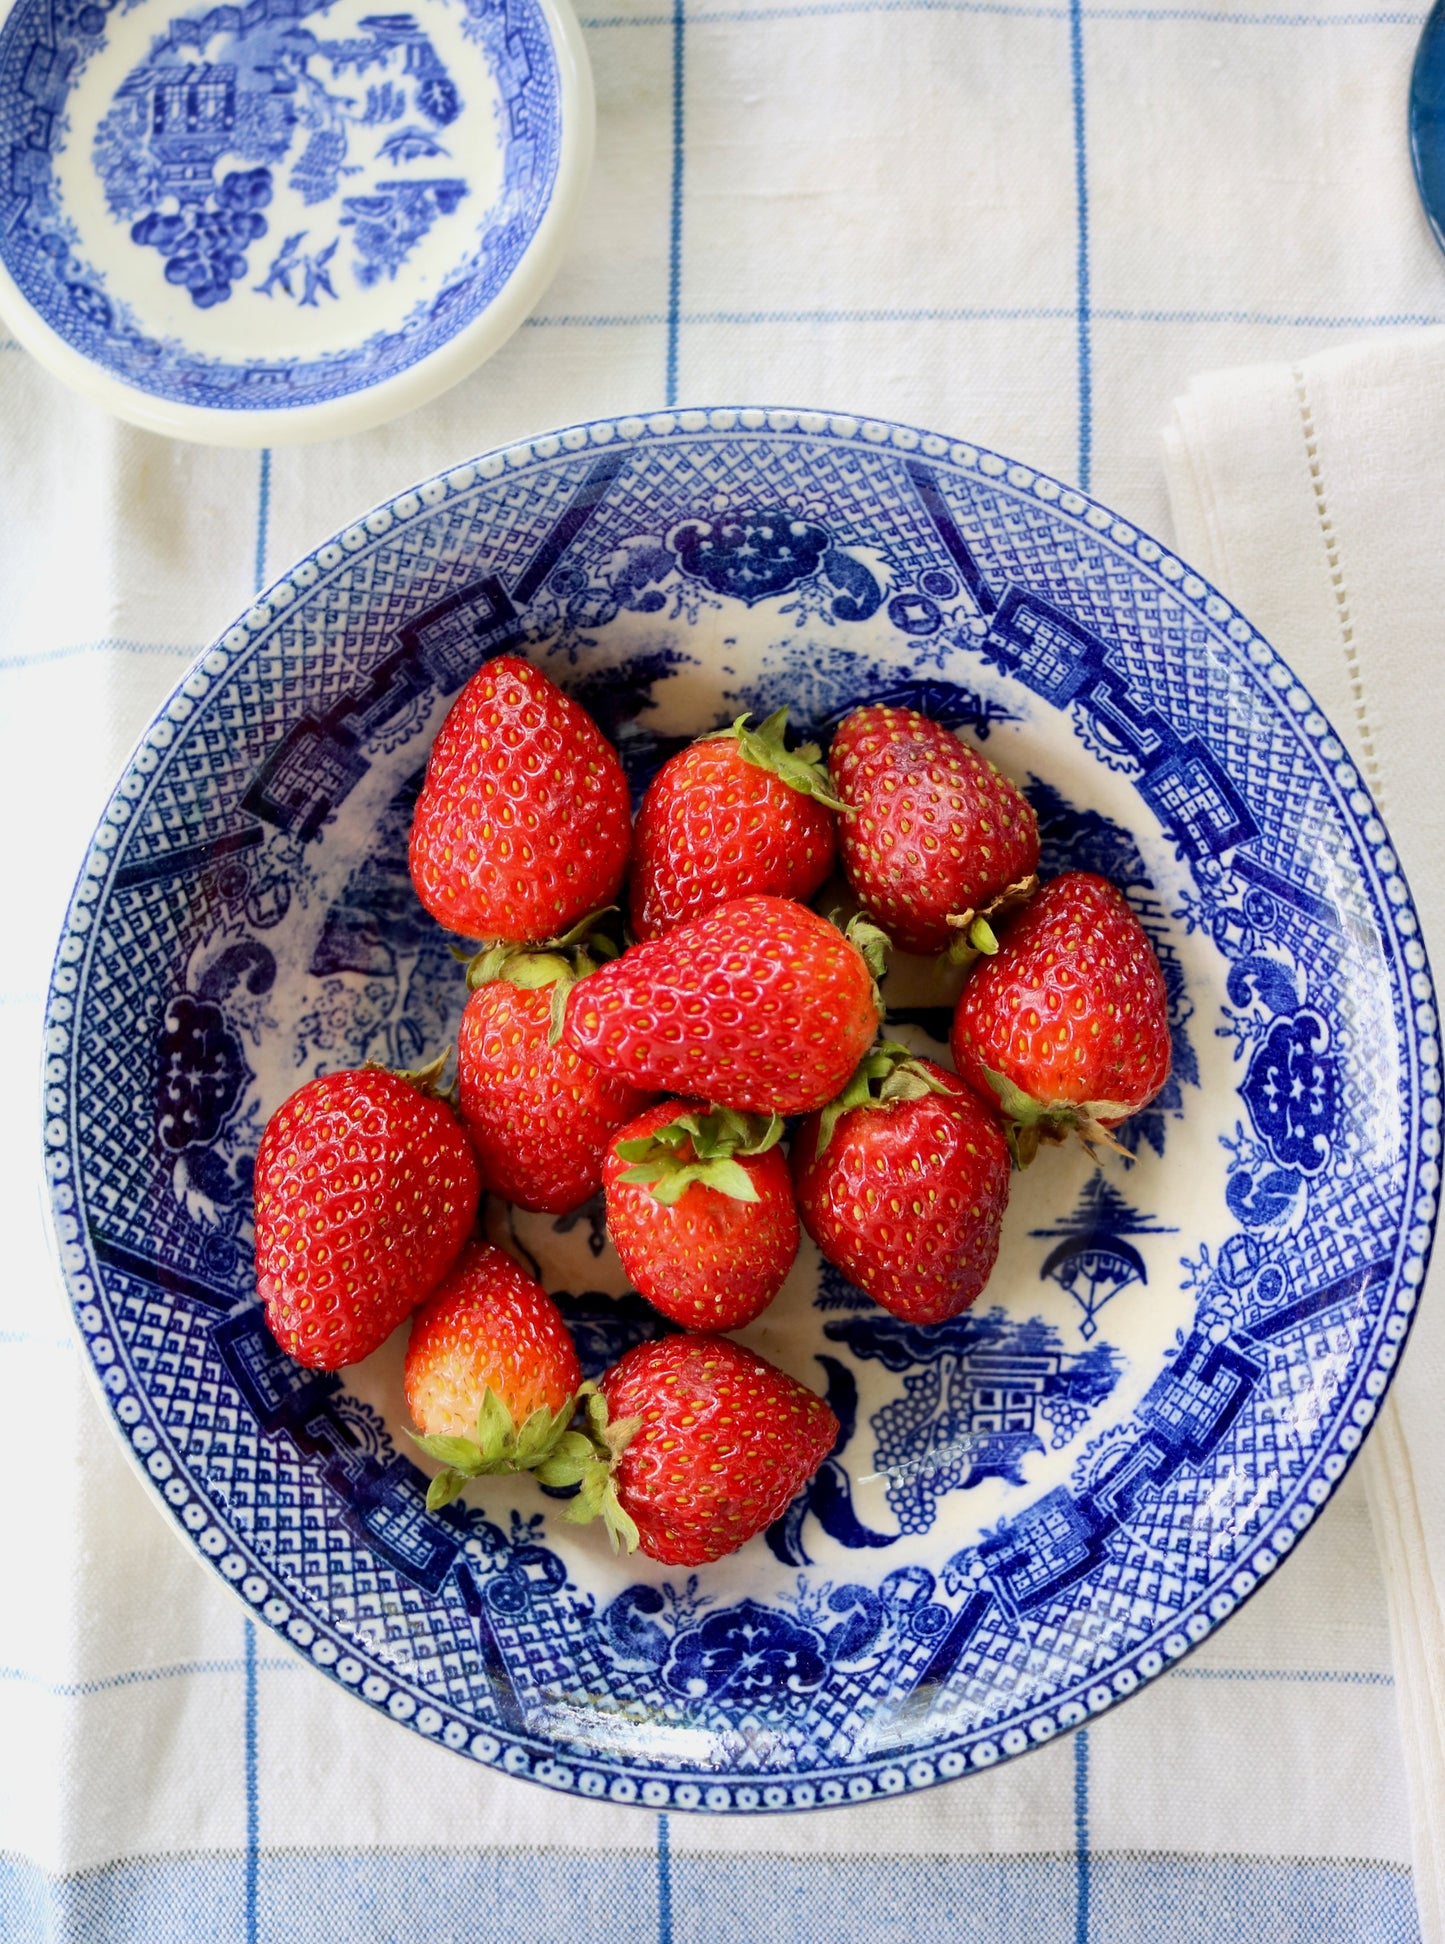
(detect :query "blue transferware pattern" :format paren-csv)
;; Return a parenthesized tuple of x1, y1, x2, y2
(43, 409, 1437, 1811)
(0, 0, 560, 410)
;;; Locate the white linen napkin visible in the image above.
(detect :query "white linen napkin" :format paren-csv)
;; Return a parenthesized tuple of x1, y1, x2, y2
(1165, 329, 1445, 1944)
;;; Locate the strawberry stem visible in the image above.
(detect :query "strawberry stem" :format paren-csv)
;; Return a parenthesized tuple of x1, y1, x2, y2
(379, 1046, 456, 1104)
(549, 1382, 641, 1553)
(461, 909, 624, 1045)
(613, 1104, 783, 1205)
(977, 1065, 1133, 1168)
(411, 1386, 580, 1510)
(813, 1039, 951, 1154)
(707, 707, 848, 812)
(944, 874, 1041, 965)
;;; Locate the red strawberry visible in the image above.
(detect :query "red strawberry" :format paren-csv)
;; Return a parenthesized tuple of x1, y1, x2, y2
(254, 1062, 480, 1370)
(409, 654, 631, 943)
(829, 705, 1039, 955)
(562, 895, 887, 1115)
(603, 1100, 798, 1329)
(457, 921, 655, 1214)
(405, 1241, 583, 1510)
(793, 1043, 1011, 1324)
(544, 1335, 837, 1563)
(630, 708, 839, 941)
(951, 870, 1171, 1160)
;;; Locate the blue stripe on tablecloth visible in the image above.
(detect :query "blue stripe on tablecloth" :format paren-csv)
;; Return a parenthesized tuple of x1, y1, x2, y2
(1074, 1728, 1092, 1944)
(0, 640, 193, 674)
(577, 2, 1425, 21)
(254, 451, 272, 597)
(666, 0, 686, 403)
(1174, 1665, 1395, 1685)
(658, 1814, 674, 1944)
(0, 1852, 1417, 1943)
(1069, 0, 1092, 488)
(525, 303, 1445, 329)
(0, 1659, 293, 1697)
(244, 1624, 260, 1944)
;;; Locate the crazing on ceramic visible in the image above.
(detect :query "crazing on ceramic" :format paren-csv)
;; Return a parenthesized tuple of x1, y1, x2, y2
(43, 409, 1438, 1812)
(0, 0, 566, 419)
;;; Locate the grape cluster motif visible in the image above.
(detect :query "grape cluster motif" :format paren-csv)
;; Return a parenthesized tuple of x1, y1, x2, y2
(130, 169, 273, 309)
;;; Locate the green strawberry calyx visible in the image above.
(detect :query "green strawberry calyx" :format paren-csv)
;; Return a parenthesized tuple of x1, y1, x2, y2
(536, 1382, 642, 1555)
(838, 911, 892, 1017)
(613, 1104, 784, 1206)
(978, 1065, 1132, 1167)
(707, 707, 847, 811)
(814, 1039, 952, 1154)
(460, 908, 622, 1046)
(412, 1387, 580, 1512)
(369, 1046, 459, 1109)
(944, 873, 1041, 964)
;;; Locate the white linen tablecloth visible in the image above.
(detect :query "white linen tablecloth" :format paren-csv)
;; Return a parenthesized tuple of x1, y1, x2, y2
(1165, 328, 1445, 1944)
(2, 4, 1443, 1939)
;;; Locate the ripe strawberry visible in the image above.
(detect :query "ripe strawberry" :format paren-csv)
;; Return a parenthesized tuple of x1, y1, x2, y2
(542, 1335, 837, 1563)
(457, 920, 655, 1214)
(254, 1062, 480, 1370)
(409, 654, 631, 943)
(951, 870, 1171, 1160)
(792, 1043, 1011, 1325)
(630, 708, 840, 941)
(828, 705, 1039, 955)
(562, 895, 887, 1115)
(405, 1241, 583, 1510)
(603, 1101, 798, 1330)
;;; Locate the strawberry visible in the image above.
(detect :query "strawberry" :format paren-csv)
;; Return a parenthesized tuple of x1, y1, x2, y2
(405, 1241, 583, 1510)
(630, 708, 840, 941)
(540, 1335, 838, 1563)
(792, 1043, 1011, 1324)
(409, 654, 631, 944)
(828, 705, 1039, 955)
(950, 870, 1171, 1160)
(457, 917, 655, 1214)
(254, 1060, 480, 1371)
(562, 895, 888, 1115)
(603, 1101, 798, 1330)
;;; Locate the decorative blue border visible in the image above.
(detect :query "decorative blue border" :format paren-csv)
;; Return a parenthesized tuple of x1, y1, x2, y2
(0, 0, 561, 410)
(42, 407, 1439, 1811)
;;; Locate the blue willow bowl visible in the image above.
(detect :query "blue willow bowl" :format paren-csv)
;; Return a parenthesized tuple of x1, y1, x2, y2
(0, 0, 593, 444)
(43, 408, 1438, 1813)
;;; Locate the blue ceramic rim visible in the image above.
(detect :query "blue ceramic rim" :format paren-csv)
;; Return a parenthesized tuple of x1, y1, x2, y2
(41, 405, 1440, 1811)
(1410, 0, 1445, 257)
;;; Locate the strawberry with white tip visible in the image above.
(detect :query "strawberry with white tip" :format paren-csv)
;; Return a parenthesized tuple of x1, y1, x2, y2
(405, 1241, 584, 1510)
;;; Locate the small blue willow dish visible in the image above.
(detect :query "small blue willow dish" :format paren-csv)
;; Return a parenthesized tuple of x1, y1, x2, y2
(42, 408, 1437, 1812)
(0, 0, 593, 443)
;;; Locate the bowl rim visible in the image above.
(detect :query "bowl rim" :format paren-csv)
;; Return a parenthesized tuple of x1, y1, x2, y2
(0, 0, 596, 448)
(40, 404, 1441, 1810)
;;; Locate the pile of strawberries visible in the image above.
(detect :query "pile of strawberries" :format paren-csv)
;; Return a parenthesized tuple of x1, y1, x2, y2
(253, 655, 1171, 1566)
